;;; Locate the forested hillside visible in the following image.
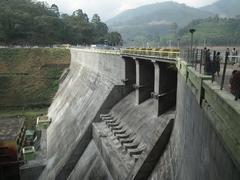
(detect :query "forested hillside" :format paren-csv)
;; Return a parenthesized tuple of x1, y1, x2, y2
(107, 2, 212, 45)
(0, 0, 122, 45)
(201, 0, 240, 17)
(178, 16, 240, 46)
(107, 0, 240, 46)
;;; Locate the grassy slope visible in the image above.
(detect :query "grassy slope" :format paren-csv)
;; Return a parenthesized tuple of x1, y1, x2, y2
(0, 108, 48, 129)
(0, 48, 70, 108)
(0, 48, 70, 128)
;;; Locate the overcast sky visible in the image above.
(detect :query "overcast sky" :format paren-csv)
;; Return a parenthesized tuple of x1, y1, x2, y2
(43, 0, 218, 21)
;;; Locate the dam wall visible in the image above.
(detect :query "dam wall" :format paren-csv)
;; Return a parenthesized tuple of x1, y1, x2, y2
(39, 49, 133, 180)
(36, 50, 240, 180)
(149, 59, 240, 180)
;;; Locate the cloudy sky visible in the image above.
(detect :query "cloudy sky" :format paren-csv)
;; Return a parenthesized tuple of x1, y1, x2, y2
(44, 0, 218, 21)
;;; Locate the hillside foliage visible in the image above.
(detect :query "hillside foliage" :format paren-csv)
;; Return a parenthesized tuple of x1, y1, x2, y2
(0, 0, 122, 46)
(107, 0, 240, 46)
(178, 16, 240, 46)
(107, 2, 213, 45)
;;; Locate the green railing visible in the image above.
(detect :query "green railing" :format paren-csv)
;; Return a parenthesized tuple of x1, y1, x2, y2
(121, 48, 180, 59)
(71, 47, 180, 58)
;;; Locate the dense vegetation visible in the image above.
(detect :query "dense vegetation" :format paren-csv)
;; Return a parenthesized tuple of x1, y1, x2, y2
(178, 16, 240, 46)
(0, 0, 122, 46)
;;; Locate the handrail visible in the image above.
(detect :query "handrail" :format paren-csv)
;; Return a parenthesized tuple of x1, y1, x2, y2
(122, 49, 180, 54)
(121, 48, 180, 59)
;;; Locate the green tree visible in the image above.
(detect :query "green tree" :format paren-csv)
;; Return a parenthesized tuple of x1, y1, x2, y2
(91, 14, 101, 23)
(107, 32, 122, 46)
(91, 14, 108, 43)
(50, 4, 60, 17)
(0, 0, 121, 46)
(72, 9, 89, 22)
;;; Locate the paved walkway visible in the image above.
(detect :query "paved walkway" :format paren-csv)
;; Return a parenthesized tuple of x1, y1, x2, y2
(195, 63, 240, 97)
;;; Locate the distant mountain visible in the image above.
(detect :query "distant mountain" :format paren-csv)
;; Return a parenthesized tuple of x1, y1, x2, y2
(106, 2, 213, 44)
(201, 0, 240, 17)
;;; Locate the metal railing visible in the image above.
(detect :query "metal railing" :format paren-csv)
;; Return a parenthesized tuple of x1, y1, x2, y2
(180, 48, 237, 91)
(71, 46, 237, 92)
(121, 48, 180, 59)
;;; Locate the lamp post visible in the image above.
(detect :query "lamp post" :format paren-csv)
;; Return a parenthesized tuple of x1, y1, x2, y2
(177, 38, 181, 48)
(189, 28, 196, 64)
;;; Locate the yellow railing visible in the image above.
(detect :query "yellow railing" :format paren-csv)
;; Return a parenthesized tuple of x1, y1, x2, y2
(121, 48, 180, 58)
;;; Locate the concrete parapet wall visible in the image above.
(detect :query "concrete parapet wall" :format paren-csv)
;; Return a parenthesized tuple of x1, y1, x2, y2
(70, 48, 125, 83)
(202, 81, 240, 169)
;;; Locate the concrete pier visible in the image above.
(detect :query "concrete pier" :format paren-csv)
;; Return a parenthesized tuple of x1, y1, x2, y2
(135, 59, 154, 105)
(152, 61, 177, 116)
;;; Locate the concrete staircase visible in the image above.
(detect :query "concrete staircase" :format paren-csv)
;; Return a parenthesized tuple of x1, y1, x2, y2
(100, 113, 146, 162)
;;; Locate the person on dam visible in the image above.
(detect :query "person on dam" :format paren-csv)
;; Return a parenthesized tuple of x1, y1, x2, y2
(230, 70, 240, 101)
(215, 52, 221, 77)
(231, 48, 238, 64)
(204, 49, 212, 75)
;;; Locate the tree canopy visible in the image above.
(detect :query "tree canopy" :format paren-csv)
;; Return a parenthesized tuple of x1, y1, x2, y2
(0, 0, 122, 46)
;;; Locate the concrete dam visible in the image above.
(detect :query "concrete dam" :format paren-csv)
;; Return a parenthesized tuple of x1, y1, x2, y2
(35, 48, 239, 180)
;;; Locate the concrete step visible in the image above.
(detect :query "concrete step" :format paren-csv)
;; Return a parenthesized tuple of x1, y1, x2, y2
(107, 121, 121, 127)
(116, 131, 132, 140)
(120, 135, 136, 145)
(124, 141, 140, 151)
(103, 117, 118, 123)
(100, 113, 112, 118)
(101, 116, 114, 120)
(110, 124, 124, 131)
(128, 144, 145, 156)
(113, 128, 128, 136)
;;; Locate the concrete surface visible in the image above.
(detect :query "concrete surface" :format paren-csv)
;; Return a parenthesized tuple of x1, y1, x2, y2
(36, 50, 239, 180)
(67, 141, 113, 180)
(93, 92, 175, 180)
(148, 72, 240, 180)
(39, 49, 128, 180)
